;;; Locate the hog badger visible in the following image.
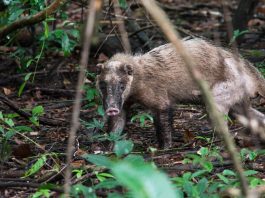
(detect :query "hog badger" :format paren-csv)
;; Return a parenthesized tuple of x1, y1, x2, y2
(96, 39, 265, 149)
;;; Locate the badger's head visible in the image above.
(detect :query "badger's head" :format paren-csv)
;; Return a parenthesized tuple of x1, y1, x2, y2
(96, 60, 133, 117)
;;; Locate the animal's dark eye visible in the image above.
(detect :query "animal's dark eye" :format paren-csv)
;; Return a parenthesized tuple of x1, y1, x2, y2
(120, 82, 125, 90)
(99, 81, 106, 90)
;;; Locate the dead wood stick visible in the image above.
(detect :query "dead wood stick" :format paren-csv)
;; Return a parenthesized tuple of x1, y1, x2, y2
(0, 170, 25, 178)
(32, 88, 77, 97)
(163, 160, 233, 171)
(0, 0, 66, 38)
(0, 181, 63, 192)
(0, 93, 67, 126)
(113, 0, 131, 53)
(140, 0, 249, 197)
(63, 0, 102, 196)
(0, 181, 40, 188)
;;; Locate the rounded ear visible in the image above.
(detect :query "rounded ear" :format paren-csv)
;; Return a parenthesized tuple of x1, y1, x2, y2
(124, 64, 133, 75)
(96, 63, 104, 74)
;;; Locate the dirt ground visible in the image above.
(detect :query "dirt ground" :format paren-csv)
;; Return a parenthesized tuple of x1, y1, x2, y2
(1, 0, 265, 197)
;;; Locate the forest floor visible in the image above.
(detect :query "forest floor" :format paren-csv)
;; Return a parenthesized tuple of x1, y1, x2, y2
(0, 0, 265, 197)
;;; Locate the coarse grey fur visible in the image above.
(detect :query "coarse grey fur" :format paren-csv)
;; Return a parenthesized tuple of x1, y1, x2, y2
(96, 39, 265, 149)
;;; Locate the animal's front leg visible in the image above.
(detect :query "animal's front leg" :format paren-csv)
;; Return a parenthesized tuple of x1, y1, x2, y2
(154, 108, 174, 149)
(107, 110, 126, 134)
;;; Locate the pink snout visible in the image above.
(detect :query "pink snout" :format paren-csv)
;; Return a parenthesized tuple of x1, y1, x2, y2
(106, 108, 120, 116)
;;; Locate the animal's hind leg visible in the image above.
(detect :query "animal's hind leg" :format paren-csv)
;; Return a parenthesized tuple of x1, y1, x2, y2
(154, 108, 174, 149)
(210, 81, 240, 121)
(231, 102, 265, 125)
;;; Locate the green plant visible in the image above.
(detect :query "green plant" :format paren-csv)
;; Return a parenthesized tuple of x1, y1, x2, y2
(29, 105, 44, 126)
(131, 112, 153, 127)
(0, 111, 33, 162)
(240, 148, 265, 161)
(118, 0, 128, 9)
(73, 169, 85, 179)
(83, 118, 105, 131)
(183, 147, 221, 172)
(31, 189, 51, 198)
(82, 140, 177, 198)
(229, 29, 249, 46)
(172, 146, 265, 197)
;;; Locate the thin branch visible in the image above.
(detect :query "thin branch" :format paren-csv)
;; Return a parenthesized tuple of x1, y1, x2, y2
(140, 0, 249, 196)
(0, 93, 67, 126)
(113, 0, 131, 53)
(0, 0, 66, 38)
(63, 0, 102, 196)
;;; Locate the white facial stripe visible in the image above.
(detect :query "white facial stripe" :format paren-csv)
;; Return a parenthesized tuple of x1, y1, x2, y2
(105, 74, 120, 82)
(107, 61, 122, 71)
(121, 76, 133, 104)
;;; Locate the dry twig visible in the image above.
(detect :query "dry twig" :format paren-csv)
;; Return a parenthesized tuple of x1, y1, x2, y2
(140, 0, 249, 196)
(63, 0, 102, 196)
(113, 0, 131, 53)
(0, 0, 66, 38)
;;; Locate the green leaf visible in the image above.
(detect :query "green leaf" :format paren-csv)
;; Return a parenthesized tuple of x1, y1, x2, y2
(62, 32, 70, 56)
(86, 88, 96, 101)
(191, 170, 208, 178)
(248, 151, 258, 161)
(53, 29, 64, 38)
(18, 81, 26, 97)
(175, 188, 184, 198)
(111, 160, 176, 198)
(71, 184, 96, 198)
(72, 169, 83, 178)
(222, 169, 236, 176)
(18, 73, 32, 97)
(183, 172, 192, 181)
(243, 170, 258, 177)
(4, 118, 14, 127)
(32, 105, 44, 116)
(26, 59, 33, 68)
(114, 140, 133, 157)
(250, 178, 265, 187)
(0, 126, 4, 133)
(82, 154, 113, 168)
(183, 182, 194, 197)
(94, 178, 119, 190)
(96, 172, 114, 182)
(68, 29, 80, 40)
(8, 9, 24, 22)
(202, 161, 213, 172)
(23, 155, 47, 177)
(118, 0, 127, 9)
(107, 192, 123, 198)
(124, 154, 145, 163)
(14, 125, 33, 132)
(97, 105, 105, 116)
(197, 178, 208, 194)
(24, 72, 32, 81)
(32, 189, 50, 198)
(5, 129, 16, 140)
(43, 21, 49, 38)
(217, 174, 229, 184)
(29, 116, 39, 126)
(197, 147, 209, 157)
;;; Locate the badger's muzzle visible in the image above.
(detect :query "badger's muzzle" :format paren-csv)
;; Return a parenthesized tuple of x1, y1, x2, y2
(106, 107, 120, 116)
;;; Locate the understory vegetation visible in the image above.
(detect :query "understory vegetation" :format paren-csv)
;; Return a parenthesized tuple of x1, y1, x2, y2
(0, 0, 265, 197)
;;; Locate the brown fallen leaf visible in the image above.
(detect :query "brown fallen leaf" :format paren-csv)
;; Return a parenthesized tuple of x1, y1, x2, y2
(71, 160, 86, 168)
(183, 129, 195, 143)
(3, 87, 12, 95)
(12, 144, 32, 159)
